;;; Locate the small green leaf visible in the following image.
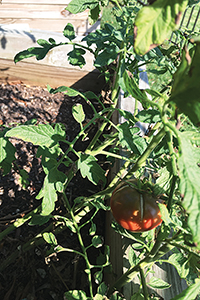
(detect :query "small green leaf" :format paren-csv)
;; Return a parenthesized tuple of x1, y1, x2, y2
(77, 154, 106, 186)
(118, 122, 147, 154)
(94, 44, 119, 67)
(36, 175, 57, 215)
(48, 85, 79, 97)
(43, 232, 58, 246)
(147, 277, 171, 289)
(0, 137, 16, 174)
(136, 109, 161, 123)
(92, 235, 103, 248)
(94, 270, 103, 284)
(72, 104, 85, 124)
(168, 252, 190, 279)
(66, 0, 98, 14)
(19, 169, 29, 189)
(89, 4, 101, 24)
(14, 39, 57, 63)
(122, 71, 150, 108)
(29, 215, 51, 226)
(68, 47, 86, 68)
(6, 124, 65, 147)
(89, 222, 96, 236)
(97, 282, 108, 296)
(63, 23, 75, 41)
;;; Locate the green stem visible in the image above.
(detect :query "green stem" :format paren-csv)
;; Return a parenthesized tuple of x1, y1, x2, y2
(0, 206, 40, 242)
(139, 266, 149, 300)
(167, 175, 177, 212)
(126, 127, 166, 178)
(63, 193, 94, 298)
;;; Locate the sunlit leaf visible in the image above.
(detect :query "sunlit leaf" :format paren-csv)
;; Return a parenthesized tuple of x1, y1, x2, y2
(43, 232, 58, 246)
(0, 137, 16, 174)
(170, 278, 200, 300)
(66, 0, 98, 14)
(64, 290, 87, 300)
(134, 0, 188, 55)
(72, 104, 85, 124)
(178, 131, 200, 248)
(36, 175, 57, 215)
(6, 124, 66, 147)
(147, 277, 171, 289)
(63, 23, 75, 40)
(77, 154, 106, 186)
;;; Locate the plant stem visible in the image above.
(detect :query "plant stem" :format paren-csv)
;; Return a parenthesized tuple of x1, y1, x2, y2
(126, 127, 166, 178)
(62, 193, 94, 298)
(167, 175, 177, 212)
(139, 266, 149, 300)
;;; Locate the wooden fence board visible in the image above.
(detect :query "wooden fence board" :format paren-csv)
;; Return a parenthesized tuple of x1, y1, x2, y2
(0, 1, 93, 33)
(2, 0, 69, 3)
(0, 5, 88, 19)
(0, 58, 105, 91)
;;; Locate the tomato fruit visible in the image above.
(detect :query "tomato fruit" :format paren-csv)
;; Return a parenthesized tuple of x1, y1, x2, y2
(110, 179, 162, 232)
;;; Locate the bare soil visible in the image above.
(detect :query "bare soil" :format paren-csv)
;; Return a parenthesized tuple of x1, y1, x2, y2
(0, 82, 107, 300)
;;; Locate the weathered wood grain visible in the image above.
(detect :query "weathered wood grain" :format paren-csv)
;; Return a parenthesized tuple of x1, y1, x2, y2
(0, 5, 88, 19)
(3, 0, 69, 3)
(0, 58, 105, 92)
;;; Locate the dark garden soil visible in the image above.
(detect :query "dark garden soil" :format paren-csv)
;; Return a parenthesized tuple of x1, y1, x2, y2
(0, 82, 108, 300)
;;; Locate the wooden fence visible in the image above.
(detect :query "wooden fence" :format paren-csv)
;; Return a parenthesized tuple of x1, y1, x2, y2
(0, 0, 96, 35)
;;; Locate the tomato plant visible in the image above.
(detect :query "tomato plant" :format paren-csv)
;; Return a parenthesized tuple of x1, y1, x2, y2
(110, 179, 162, 232)
(1, 0, 200, 299)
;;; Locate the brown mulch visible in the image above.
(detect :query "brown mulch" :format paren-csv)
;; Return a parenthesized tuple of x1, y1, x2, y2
(0, 82, 107, 300)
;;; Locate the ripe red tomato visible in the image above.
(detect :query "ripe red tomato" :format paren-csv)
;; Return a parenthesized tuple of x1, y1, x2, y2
(110, 179, 162, 232)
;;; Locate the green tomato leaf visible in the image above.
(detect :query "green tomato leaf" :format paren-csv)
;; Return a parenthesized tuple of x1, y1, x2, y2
(29, 214, 51, 226)
(122, 71, 151, 109)
(89, 222, 96, 236)
(19, 169, 29, 189)
(77, 154, 106, 186)
(47, 85, 80, 97)
(136, 109, 161, 123)
(170, 44, 200, 126)
(94, 44, 119, 67)
(36, 175, 57, 215)
(66, 0, 98, 14)
(170, 278, 200, 300)
(72, 104, 85, 124)
(0, 137, 16, 174)
(63, 23, 75, 40)
(43, 232, 58, 246)
(134, 0, 188, 55)
(6, 124, 65, 147)
(118, 122, 147, 154)
(168, 252, 190, 279)
(89, 4, 101, 24)
(92, 235, 103, 248)
(68, 47, 86, 68)
(147, 277, 171, 289)
(178, 131, 200, 248)
(64, 290, 87, 300)
(14, 38, 58, 63)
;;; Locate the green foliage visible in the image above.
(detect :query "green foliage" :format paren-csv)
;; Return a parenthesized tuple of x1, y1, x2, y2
(134, 0, 188, 55)
(170, 44, 200, 126)
(2, 0, 200, 299)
